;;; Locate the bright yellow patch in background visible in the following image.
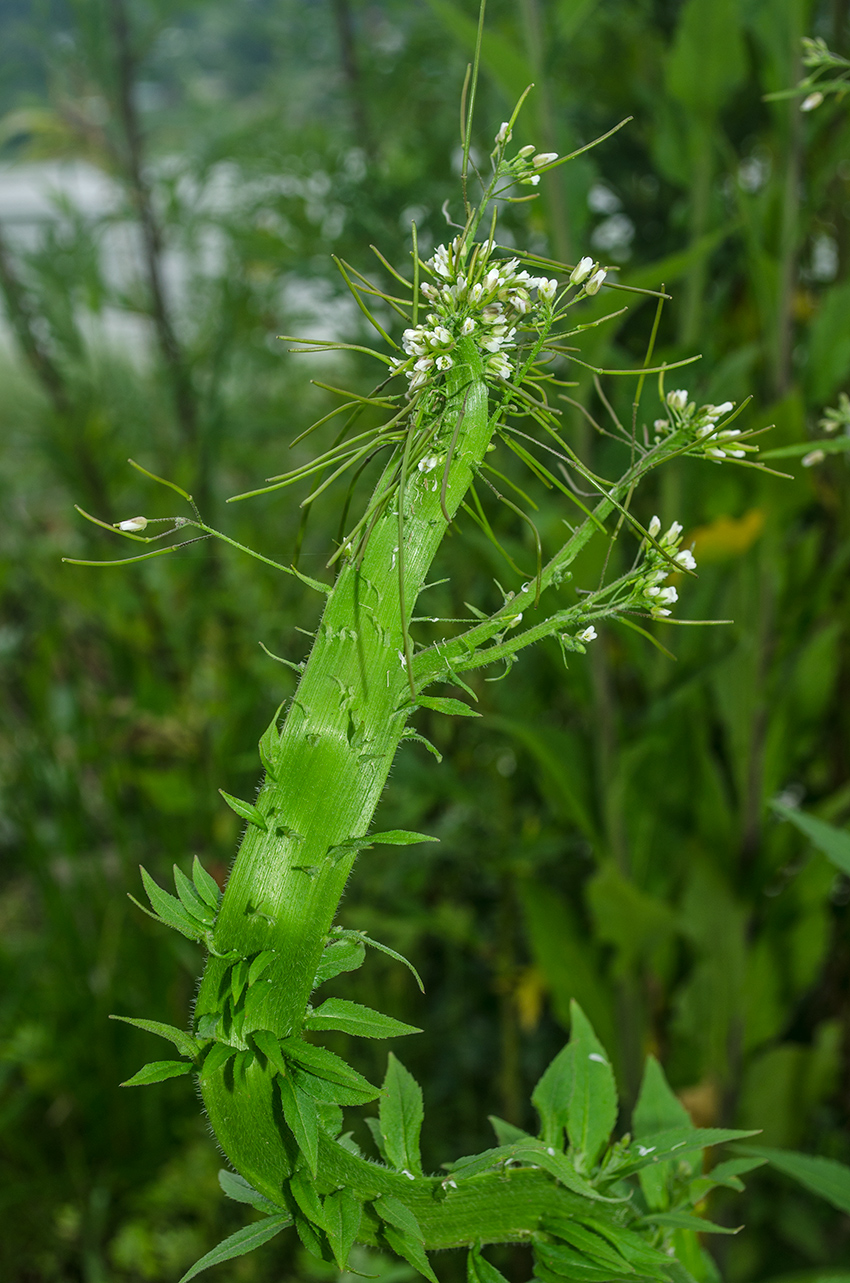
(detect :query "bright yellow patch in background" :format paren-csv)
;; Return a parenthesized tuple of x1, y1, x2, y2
(688, 508, 765, 563)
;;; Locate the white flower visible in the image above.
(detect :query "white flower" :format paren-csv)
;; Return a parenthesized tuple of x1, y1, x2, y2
(118, 516, 147, 532)
(461, 317, 476, 335)
(517, 144, 536, 158)
(707, 447, 726, 459)
(521, 174, 541, 186)
(435, 354, 453, 371)
(663, 521, 683, 542)
(413, 356, 433, 371)
(533, 151, 558, 167)
(657, 586, 678, 605)
(666, 389, 689, 412)
(802, 449, 826, 467)
(495, 121, 512, 145)
(801, 91, 824, 111)
(653, 418, 669, 432)
(585, 268, 606, 295)
(577, 625, 597, 642)
(675, 549, 697, 571)
(537, 277, 557, 302)
(570, 256, 594, 284)
(648, 515, 661, 538)
(420, 282, 438, 301)
(432, 326, 452, 346)
(487, 354, 512, 379)
(713, 400, 734, 415)
(418, 455, 440, 473)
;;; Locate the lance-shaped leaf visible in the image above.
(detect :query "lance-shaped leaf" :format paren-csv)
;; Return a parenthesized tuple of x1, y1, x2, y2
(192, 855, 222, 910)
(534, 1241, 631, 1282)
(532, 1041, 573, 1148)
(278, 1074, 319, 1176)
(136, 867, 206, 940)
(638, 1210, 740, 1235)
(380, 1053, 424, 1174)
(509, 1142, 620, 1203)
(369, 830, 440, 845)
(177, 1214, 292, 1283)
(563, 1001, 618, 1173)
(629, 1053, 693, 1209)
(289, 1170, 326, 1230)
(771, 801, 850, 876)
(305, 998, 421, 1039)
(543, 1218, 637, 1274)
(738, 1146, 850, 1215)
(219, 789, 268, 831)
(468, 1248, 511, 1283)
(415, 695, 481, 718)
(582, 1219, 674, 1278)
(314, 936, 366, 985)
(173, 865, 217, 926)
(218, 1169, 278, 1213)
(109, 1014, 202, 1062)
(293, 1065, 378, 1108)
(332, 929, 424, 991)
(200, 1042, 238, 1079)
(613, 1126, 760, 1177)
(376, 1198, 437, 1283)
(251, 1028, 288, 1077)
(248, 949, 277, 986)
(258, 701, 285, 780)
(280, 1037, 379, 1096)
(324, 1188, 362, 1270)
(121, 1059, 192, 1087)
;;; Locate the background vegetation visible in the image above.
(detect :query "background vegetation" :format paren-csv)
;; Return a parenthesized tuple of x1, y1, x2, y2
(0, 0, 848, 1279)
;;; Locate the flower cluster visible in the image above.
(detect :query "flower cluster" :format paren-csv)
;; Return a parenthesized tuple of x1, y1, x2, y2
(492, 122, 559, 188)
(391, 237, 559, 393)
(632, 516, 696, 619)
(652, 389, 758, 464)
(391, 235, 605, 397)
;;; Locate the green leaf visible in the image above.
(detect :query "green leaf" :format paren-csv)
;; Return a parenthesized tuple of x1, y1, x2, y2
(289, 1170, 325, 1229)
(200, 1042, 237, 1079)
(109, 1015, 201, 1062)
(280, 1037, 380, 1096)
(771, 802, 850, 876)
(251, 1028, 288, 1077)
(564, 1001, 618, 1172)
(365, 1115, 389, 1162)
(278, 1074, 319, 1176)
(376, 1198, 437, 1283)
(400, 729, 443, 762)
(248, 949, 277, 986)
(139, 867, 205, 940)
(633, 1056, 693, 1136)
(192, 855, 222, 910)
(305, 998, 421, 1039)
(218, 1170, 277, 1212)
(415, 695, 481, 718)
(368, 829, 440, 845)
(292, 1209, 331, 1262)
(616, 1127, 759, 1176)
(510, 1142, 618, 1203)
(535, 1240, 632, 1281)
(338, 929, 425, 992)
(639, 1211, 740, 1234)
(380, 1053, 424, 1175)
(314, 936, 366, 985)
(177, 1214, 292, 1283)
(543, 1218, 637, 1274)
(293, 1066, 378, 1108)
(323, 1188, 362, 1270)
(468, 1248, 511, 1283)
(489, 1115, 533, 1145)
(382, 1225, 438, 1283)
(532, 1041, 574, 1147)
(121, 1059, 192, 1087)
(582, 1220, 673, 1279)
(173, 865, 217, 926)
(739, 1146, 850, 1214)
(259, 701, 285, 780)
(219, 788, 268, 831)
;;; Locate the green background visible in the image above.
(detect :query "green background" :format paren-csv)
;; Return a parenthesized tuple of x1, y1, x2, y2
(0, 0, 848, 1279)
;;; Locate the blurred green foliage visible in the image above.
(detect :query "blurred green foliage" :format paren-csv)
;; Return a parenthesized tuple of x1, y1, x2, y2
(0, 0, 848, 1280)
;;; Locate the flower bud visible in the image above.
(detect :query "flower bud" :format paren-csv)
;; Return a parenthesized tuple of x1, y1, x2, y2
(802, 449, 826, 467)
(495, 121, 512, 145)
(666, 388, 689, 412)
(537, 277, 557, 302)
(584, 268, 606, 295)
(517, 144, 536, 158)
(569, 256, 594, 284)
(533, 152, 558, 168)
(118, 517, 148, 532)
(801, 91, 824, 111)
(648, 515, 661, 538)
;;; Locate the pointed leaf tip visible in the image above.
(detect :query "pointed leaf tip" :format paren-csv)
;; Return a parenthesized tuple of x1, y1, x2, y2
(219, 789, 268, 831)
